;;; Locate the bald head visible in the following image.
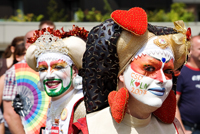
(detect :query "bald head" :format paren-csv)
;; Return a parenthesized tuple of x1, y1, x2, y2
(24, 30, 35, 49)
(189, 35, 200, 65)
(190, 35, 200, 50)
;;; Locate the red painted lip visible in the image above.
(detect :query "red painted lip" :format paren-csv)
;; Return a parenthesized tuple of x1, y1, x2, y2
(45, 81, 61, 89)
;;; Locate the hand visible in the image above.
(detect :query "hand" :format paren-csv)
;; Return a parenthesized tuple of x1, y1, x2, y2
(12, 94, 25, 116)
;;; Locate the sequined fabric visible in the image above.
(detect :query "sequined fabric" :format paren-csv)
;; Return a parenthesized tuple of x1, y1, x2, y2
(148, 23, 178, 35)
(80, 19, 122, 113)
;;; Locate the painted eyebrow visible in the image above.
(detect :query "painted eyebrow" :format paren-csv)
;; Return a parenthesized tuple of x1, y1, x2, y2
(50, 60, 66, 67)
(150, 56, 170, 63)
(38, 61, 48, 66)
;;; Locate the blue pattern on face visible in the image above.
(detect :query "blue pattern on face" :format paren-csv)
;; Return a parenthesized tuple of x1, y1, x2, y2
(162, 57, 166, 63)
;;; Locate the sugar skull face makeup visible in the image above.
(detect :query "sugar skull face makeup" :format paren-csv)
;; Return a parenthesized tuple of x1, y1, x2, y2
(37, 53, 73, 97)
(123, 37, 174, 107)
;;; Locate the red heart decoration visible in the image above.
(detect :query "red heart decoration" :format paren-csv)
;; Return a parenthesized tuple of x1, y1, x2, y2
(111, 7, 147, 35)
(153, 90, 176, 123)
(108, 87, 129, 123)
(135, 82, 140, 87)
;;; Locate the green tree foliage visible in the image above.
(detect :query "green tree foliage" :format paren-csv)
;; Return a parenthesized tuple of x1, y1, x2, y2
(102, 0, 112, 21)
(7, 9, 43, 22)
(47, 0, 68, 22)
(75, 0, 112, 22)
(168, 3, 195, 22)
(75, 8, 85, 22)
(85, 8, 103, 22)
(147, 3, 195, 22)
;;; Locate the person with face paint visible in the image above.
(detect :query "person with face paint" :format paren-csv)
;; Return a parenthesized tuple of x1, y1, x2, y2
(26, 26, 88, 134)
(79, 7, 191, 134)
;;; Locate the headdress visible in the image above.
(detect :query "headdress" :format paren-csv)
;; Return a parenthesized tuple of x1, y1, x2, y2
(26, 25, 89, 71)
(80, 7, 191, 124)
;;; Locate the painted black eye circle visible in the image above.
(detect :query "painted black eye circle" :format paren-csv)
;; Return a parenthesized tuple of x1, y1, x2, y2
(164, 69, 173, 74)
(144, 65, 155, 72)
(38, 67, 47, 72)
(54, 66, 64, 70)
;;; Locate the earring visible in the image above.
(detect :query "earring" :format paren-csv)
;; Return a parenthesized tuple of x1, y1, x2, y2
(108, 87, 129, 123)
(37, 81, 44, 91)
(72, 75, 83, 90)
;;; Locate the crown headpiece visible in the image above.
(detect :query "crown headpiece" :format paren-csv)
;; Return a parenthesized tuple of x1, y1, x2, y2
(34, 31, 66, 58)
(27, 25, 89, 58)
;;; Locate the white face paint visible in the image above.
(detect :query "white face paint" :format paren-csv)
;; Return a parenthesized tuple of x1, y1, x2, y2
(37, 53, 72, 97)
(123, 49, 174, 108)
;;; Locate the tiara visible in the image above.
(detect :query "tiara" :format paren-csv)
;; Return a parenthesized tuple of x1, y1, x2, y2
(34, 31, 66, 58)
(27, 25, 89, 58)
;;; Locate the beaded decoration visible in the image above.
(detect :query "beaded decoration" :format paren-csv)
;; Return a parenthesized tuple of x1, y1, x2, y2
(34, 31, 66, 58)
(27, 26, 89, 58)
(153, 36, 170, 49)
(111, 7, 147, 36)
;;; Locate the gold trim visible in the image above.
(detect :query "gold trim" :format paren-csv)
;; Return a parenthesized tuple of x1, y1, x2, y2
(153, 36, 170, 49)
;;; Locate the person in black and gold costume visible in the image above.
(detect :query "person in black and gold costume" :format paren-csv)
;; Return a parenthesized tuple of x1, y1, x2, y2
(78, 7, 191, 134)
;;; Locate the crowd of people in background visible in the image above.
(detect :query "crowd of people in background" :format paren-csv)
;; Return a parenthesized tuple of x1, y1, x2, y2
(0, 7, 199, 134)
(0, 20, 56, 134)
(0, 35, 24, 134)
